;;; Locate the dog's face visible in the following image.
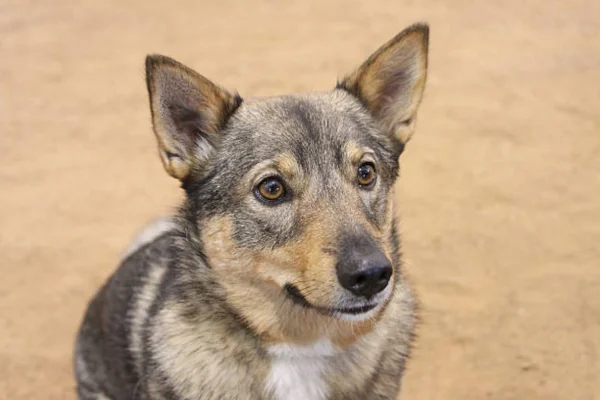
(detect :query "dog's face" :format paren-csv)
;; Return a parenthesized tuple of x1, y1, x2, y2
(191, 92, 402, 319)
(145, 24, 428, 325)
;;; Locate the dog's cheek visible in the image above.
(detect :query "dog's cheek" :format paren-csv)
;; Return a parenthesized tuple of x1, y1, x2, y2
(200, 216, 243, 271)
(375, 187, 393, 229)
(232, 205, 300, 250)
(297, 257, 339, 305)
(248, 215, 341, 305)
(286, 218, 341, 305)
(382, 197, 401, 274)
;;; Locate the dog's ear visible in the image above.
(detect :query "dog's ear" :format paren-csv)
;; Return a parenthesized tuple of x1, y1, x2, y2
(337, 24, 428, 151)
(145, 55, 242, 180)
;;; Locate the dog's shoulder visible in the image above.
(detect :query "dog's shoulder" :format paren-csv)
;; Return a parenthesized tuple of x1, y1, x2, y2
(121, 216, 178, 261)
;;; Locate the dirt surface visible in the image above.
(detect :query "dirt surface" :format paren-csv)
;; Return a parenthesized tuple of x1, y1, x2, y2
(1, 0, 599, 399)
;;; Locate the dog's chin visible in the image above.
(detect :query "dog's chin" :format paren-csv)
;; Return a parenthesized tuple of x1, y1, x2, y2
(284, 283, 393, 322)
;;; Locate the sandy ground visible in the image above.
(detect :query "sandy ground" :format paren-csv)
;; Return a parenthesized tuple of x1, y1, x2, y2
(1, 0, 599, 399)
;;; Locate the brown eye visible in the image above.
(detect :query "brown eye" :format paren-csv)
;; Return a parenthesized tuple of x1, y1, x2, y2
(357, 163, 376, 187)
(256, 177, 286, 202)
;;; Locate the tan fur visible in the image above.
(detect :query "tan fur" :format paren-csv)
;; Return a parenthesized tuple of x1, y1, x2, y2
(151, 300, 270, 400)
(146, 55, 240, 180)
(200, 208, 393, 349)
(339, 25, 428, 144)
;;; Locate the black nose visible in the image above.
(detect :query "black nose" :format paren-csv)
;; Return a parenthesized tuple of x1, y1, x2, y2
(338, 260, 392, 298)
(336, 233, 393, 298)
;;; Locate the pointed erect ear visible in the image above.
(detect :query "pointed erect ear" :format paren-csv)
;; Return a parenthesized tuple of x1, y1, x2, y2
(337, 23, 429, 151)
(145, 55, 242, 180)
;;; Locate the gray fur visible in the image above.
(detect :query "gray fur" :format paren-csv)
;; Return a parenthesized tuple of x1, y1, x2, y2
(74, 23, 429, 400)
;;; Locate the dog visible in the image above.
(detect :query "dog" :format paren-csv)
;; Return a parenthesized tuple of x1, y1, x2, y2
(74, 22, 429, 400)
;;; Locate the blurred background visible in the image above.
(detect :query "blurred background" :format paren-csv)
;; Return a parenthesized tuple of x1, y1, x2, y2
(1, 0, 599, 399)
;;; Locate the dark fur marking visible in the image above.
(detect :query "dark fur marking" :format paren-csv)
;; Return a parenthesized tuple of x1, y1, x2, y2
(283, 283, 312, 309)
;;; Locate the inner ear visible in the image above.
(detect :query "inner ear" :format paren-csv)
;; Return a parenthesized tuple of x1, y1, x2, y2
(145, 55, 242, 180)
(337, 23, 429, 149)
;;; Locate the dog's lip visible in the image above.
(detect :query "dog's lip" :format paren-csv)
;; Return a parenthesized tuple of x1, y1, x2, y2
(331, 303, 377, 315)
(284, 284, 378, 315)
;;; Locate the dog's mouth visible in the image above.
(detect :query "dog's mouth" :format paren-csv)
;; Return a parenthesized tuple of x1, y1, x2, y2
(284, 284, 378, 316)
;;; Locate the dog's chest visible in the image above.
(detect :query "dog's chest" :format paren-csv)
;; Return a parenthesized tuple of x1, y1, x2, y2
(265, 339, 337, 400)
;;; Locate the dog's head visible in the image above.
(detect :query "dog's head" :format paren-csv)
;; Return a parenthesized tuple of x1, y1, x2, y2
(145, 24, 428, 332)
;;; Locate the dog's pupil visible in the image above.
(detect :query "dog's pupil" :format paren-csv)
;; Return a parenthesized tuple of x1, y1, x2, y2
(266, 181, 280, 194)
(359, 166, 372, 180)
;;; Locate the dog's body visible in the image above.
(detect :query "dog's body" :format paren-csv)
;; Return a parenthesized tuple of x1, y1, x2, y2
(74, 24, 429, 400)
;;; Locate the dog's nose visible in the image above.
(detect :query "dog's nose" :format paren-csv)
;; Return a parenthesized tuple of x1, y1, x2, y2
(336, 230, 393, 298)
(337, 258, 392, 298)
(338, 260, 392, 297)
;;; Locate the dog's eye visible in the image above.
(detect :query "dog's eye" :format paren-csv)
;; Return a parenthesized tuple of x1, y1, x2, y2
(256, 177, 287, 202)
(357, 163, 376, 188)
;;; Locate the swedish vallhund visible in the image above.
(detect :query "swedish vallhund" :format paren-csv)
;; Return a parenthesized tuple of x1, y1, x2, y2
(74, 22, 429, 400)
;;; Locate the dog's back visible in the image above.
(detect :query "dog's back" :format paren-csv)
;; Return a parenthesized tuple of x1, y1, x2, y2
(74, 221, 176, 399)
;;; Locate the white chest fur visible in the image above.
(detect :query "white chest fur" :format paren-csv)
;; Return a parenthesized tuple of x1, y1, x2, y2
(265, 339, 338, 400)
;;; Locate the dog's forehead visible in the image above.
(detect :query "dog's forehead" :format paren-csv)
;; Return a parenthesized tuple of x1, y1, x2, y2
(226, 91, 376, 156)
(239, 90, 366, 125)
